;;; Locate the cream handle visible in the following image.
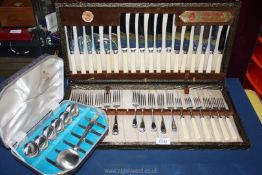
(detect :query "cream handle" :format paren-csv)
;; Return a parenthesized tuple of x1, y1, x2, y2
(180, 53, 187, 73)
(122, 51, 129, 73)
(70, 54, 77, 74)
(140, 51, 145, 73)
(130, 51, 136, 73)
(181, 117, 190, 140)
(174, 53, 179, 73)
(191, 117, 201, 139)
(156, 51, 161, 73)
(190, 53, 196, 73)
(211, 117, 221, 141)
(201, 117, 211, 140)
(80, 54, 86, 74)
(165, 51, 171, 73)
(106, 53, 112, 73)
(198, 54, 205, 73)
(218, 117, 230, 141)
(113, 52, 119, 73)
(149, 51, 154, 73)
(226, 117, 238, 140)
(96, 53, 102, 73)
(206, 53, 213, 73)
(215, 53, 223, 73)
(88, 53, 94, 74)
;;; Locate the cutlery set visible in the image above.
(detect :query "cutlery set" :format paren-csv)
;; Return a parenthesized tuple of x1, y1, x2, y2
(54, 0, 249, 150)
(16, 101, 108, 174)
(0, 2, 251, 175)
(69, 86, 242, 144)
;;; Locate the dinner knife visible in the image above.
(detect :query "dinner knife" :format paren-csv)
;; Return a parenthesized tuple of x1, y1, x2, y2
(190, 26, 201, 73)
(198, 26, 210, 73)
(206, 25, 219, 73)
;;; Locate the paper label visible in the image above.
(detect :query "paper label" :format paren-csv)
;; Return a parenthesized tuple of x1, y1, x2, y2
(10, 29, 22, 34)
(156, 138, 171, 145)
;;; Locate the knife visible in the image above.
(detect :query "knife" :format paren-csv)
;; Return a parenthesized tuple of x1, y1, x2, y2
(155, 14, 163, 73)
(173, 26, 186, 72)
(77, 26, 86, 74)
(165, 14, 174, 73)
(84, 26, 94, 74)
(206, 25, 219, 73)
(190, 26, 201, 73)
(215, 25, 229, 73)
(66, 26, 77, 74)
(198, 26, 210, 73)
(148, 14, 155, 73)
(138, 13, 145, 73)
(180, 26, 191, 73)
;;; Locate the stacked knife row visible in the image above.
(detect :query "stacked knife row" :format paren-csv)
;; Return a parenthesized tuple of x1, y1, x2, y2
(69, 88, 242, 143)
(64, 13, 230, 75)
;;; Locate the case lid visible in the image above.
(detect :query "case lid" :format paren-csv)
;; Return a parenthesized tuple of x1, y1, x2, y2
(0, 54, 64, 148)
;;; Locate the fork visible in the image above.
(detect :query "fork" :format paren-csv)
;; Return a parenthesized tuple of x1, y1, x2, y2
(157, 92, 166, 134)
(175, 96, 189, 140)
(204, 97, 221, 141)
(185, 97, 200, 139)
(87, 91, 94, 105)
(138, 92, 146, 132)
(218, 98, 238, 140)
(148, 92, 157, 132)
(103, 90, 111, 133)
(112, 90, 121, 135)
(103, 91, 111, 112)
(166, 91, 177, 131)
(95, 91, 103, 108)
(194, 97, 211, 140)
(69, 89, 77, 102)
(214, 98, 230, 141)
(132, 91, 139, 128)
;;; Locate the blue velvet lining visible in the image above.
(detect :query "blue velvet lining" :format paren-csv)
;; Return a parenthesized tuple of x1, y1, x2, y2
(16, 100, 108, 174)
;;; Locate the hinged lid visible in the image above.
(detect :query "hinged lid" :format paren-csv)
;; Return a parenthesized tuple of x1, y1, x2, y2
(0, 54, 64, 148)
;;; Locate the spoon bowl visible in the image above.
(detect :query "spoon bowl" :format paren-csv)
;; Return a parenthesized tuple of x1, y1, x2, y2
(42, 125, 57, 140)
(51, 118, 65, 132)
(59, 111, 72, 125)
(34, 135, 48, 150)
(24, 141, 39, 158)
(56, 148, 80, 170)
(66, 103, 79, 117)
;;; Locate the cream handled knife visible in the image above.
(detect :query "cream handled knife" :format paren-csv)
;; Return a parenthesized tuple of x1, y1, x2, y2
(190, 26, 201, 73)
(206, 26, 219, 73)
(173, 26, 182, 73)
(198, 26, 210, 73)
(215, 26, 229, 73)
(180, 26, 190, 73)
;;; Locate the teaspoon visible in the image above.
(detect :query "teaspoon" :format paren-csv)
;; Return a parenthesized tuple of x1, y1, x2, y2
(51, 118, 65, 132)
(66, 103, 79, 118)
(24, 141, 39, 158)
(34, 135, 48, 150)
(42, 125, 57, 140)
(59, 111, 72, 125)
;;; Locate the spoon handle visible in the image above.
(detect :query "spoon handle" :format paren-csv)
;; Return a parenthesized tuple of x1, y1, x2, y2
(75, 115, 99, 148)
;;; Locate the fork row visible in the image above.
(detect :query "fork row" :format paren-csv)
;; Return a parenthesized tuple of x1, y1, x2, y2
(69, 89, 229, 111)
